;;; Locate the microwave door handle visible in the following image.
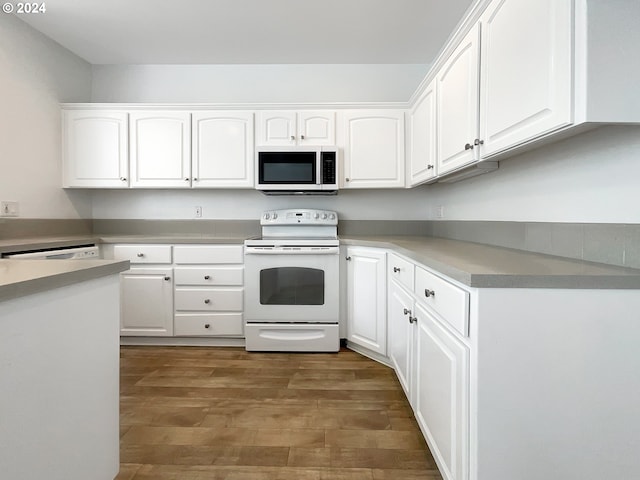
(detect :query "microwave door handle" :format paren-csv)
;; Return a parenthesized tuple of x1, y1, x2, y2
(316, 153, 322, 185)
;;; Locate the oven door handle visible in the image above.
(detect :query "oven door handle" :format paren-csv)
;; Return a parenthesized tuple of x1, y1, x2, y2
(244, 247, 340, 255)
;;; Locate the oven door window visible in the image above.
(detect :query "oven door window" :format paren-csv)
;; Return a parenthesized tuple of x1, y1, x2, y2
(260, 267, 324, 305)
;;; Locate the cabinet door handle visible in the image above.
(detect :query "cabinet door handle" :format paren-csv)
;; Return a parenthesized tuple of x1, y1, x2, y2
(409, 316, 417, 324)
(403, 308, 411, 316)
(464, 143, 473, 150)
(290, 135, 295, 141)
(204, 299, 211, 304)
(204, 275, 211, 280)
(204, 323, 211, 329)
(301, 134, 305, 140)
(120, 177, 127, 181)
(427, 165, 434, 170)
(164, 276, 171, 281)
(474, 138, 484, 146)
(393, 267, 401, 273)
(184, 177, 190, 181)
(345, 256, 352, 261)
(193, 178, 198, 181)
(136, 253, 144, 257)
(425, 289, 435, 298)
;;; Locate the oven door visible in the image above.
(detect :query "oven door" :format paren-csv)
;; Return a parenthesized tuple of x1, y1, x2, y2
(244, 248, 339, 323)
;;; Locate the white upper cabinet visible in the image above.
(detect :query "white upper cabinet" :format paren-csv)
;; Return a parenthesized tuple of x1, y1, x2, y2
(130, 111, 191, 188)
(479, 0, 572, 157)
(257, 111, 335, 146)
(343, 110, 405, 188)
(63, 110, 129, 188)
(192, 111, 254, 188)
(436, 25, 480, 176)
(408, 80, 437, 186)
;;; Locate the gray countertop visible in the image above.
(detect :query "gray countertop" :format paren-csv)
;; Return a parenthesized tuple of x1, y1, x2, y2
(0, 259, 130, 302)
(2, 234, 640, 291)
(341, 236, 640, 289)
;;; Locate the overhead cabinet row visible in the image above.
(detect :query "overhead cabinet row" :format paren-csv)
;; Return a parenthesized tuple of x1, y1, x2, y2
(408, 0, 640, 186)
(62, 109, 405, 189)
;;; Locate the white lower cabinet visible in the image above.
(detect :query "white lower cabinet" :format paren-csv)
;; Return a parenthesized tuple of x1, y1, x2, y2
(387, 279, 415, 402)
(173, 245, 245, 337)
(345, 246, 387, 355)
(120, 267, 174, 336)
(414, 302, 469, 480)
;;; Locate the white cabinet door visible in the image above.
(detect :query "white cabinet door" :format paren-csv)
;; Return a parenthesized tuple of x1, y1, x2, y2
(414, 302, 469, 480)
(479, 0, 572, 157)
(130, 111, 191, 188)
(62, 110, 129, 188)
(346, 247, 387, 355)
(120, 267, 174, 336)
(437, 25, 480, 175)
(409, 80, 437, 186)
(388, 280, 415, 403)
(192, 111, 254, 188)
(256, 111, 297, 146)
(343, 110, 405, 188)
(298, 111, 336, 145)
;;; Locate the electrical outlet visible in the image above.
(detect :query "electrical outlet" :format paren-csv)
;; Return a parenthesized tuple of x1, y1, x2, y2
(435, 205, 444, 219)
(195, 206, 203, 218)
(1, 201, 19, 217)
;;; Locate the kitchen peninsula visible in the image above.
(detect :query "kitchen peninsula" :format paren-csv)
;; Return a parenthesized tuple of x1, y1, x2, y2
(0, 257, 129, 480)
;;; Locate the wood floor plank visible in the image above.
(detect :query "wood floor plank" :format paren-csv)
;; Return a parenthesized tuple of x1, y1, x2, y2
(119, 346, 442, 480)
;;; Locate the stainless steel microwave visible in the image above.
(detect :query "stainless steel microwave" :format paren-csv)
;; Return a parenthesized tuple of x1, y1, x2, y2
(255, 146, 338, 194)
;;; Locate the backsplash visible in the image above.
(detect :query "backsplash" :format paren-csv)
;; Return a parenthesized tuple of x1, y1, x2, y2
(0, 218, 92, 239)
(429, 221, 640, 270)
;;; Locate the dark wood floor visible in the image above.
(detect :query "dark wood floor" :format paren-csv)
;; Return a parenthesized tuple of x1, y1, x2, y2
(116, 346, 442, 480)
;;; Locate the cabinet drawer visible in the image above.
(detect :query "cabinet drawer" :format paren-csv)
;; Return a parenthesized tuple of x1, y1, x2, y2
(113, 245, 172, 264)
(174, 266, 243, 286)
(388, 254, 415, 291)
(415, 266, 469, 337)
(173, 245, 243, 264)
(174, 313, 243, 336)
(175, 287, 243, 311)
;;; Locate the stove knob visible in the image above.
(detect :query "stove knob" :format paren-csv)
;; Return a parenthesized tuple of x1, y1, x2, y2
(273, 213, 278, 219)
(329, 213, 336, 220)
(322, 213, 328, 220)
(264, 213, 271, 220)
(313, 212, 320, 219)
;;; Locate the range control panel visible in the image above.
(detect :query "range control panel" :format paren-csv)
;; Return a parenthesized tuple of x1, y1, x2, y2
(260, 209, 338, 226)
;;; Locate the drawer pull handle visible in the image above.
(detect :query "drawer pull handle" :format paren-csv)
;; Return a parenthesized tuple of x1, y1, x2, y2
(164, 276, 171, 281)
(345, 256, 352, 261)
(393, 267, 401, 273)
(204, 275, 211, 280)
(136, 253, 144, 257)
(425, 289, 435, 298)
(403, 308, 411, 316)
(204, 324, 211, 329)
(204, 299, 211, 304)
(409, 316, 417, 324)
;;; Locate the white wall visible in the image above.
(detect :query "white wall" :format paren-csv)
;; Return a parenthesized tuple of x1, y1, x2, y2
(425, 125, 640, 223)
(91, 187, 430, 220)
(0, 15, 92, 219)
(91, 64, 428, 103)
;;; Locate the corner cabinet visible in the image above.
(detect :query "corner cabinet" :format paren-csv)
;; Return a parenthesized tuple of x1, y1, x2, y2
(345, 247, 387, 355)
(62, 110, 129, 188)
(129, 111, 192, 188)
(192, 111, 254, 188)
(342, 110, 405, 188)
(436, 24, 480, 176)
(408, 80, 437, 186)
(256, 110, 336, 146)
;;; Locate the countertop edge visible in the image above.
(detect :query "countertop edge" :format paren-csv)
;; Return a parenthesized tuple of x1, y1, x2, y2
(0, 260, 130, 303)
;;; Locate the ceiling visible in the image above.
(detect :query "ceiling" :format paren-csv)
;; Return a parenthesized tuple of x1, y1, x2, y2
(18, 0, 474, 65)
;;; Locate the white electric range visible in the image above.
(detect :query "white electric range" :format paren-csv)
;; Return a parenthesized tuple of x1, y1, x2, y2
(244, 209, 340, 352)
